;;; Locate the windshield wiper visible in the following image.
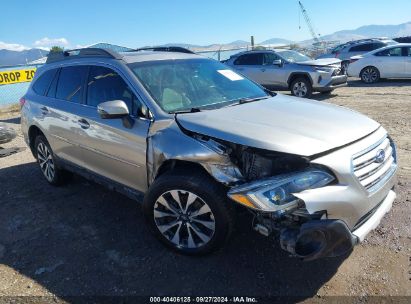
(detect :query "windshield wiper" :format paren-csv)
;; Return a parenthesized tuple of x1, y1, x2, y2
(228, 95, 271, 107)
(171, 107, 202, 114)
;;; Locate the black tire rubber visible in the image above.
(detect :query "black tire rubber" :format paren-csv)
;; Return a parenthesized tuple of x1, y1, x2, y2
(360, 66, 380, 84)
(143, 169, 235, 255)
(341, 61, 350, 74)
(290, 77, 313, 98)
(34, 135, 69, 186)
(320, 89, 334, 95)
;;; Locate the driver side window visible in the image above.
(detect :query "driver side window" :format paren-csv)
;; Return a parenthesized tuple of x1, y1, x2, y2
(86, 66, 140, 115)
(263, 53, 280, 65)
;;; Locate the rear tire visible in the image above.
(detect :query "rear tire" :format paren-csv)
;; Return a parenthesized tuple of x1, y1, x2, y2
(34, 135, 69, 186)
(143, 169, 235, 255)
(291, 77, 312, 98)
(360, 66, 380, 83)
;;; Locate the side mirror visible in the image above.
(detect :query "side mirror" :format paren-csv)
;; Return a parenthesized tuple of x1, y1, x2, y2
(97, 100, 129, 119)
(273, 59, 283, 66)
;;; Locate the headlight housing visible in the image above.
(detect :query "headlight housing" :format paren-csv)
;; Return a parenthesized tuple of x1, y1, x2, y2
(228, 169, 335, 212)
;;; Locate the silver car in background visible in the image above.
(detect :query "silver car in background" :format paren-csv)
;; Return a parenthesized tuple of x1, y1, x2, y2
(21, 48, 397, 260)
(347, 43, 411, 83)
(223, 50, 347, 98)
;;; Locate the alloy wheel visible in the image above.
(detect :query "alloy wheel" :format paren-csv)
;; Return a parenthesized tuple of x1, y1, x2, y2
(153, 190, 216, 249)
(361, 67, 378, 83)
(293, 82, 308, 97)
(37, 142, 55, 182)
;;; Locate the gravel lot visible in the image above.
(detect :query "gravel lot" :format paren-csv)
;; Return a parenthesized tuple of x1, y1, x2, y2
(0, 79, 410, 302)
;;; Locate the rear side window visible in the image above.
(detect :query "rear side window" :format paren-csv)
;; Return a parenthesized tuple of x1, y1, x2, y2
(86, 66, 139, 114)
(349, 43, 375, 52)
(234, 53, 263, 65)
(32, 69, 58, 96)
(375, 47, 403, 57)
(56, 66, 88, 103)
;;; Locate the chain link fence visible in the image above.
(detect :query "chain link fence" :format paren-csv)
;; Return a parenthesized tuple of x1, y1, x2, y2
(0, 64, 43, 109)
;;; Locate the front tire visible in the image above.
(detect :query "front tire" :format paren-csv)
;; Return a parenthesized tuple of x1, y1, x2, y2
(34, 135, 68, 186)
(291, 77, 312, 98)
(360, 66, 380, 83)
(143, 169, 235, 255)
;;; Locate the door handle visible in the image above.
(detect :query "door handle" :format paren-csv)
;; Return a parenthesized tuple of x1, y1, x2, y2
(78, 118, 90, 129)
(40, 106, 49, 115)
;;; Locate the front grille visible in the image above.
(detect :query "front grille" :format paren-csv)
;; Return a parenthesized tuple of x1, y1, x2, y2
(352, 136, 397, 192)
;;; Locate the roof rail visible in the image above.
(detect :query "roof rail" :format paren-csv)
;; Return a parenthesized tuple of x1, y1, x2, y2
(128, 46, 195, 54)
(46, 48, 123, 64)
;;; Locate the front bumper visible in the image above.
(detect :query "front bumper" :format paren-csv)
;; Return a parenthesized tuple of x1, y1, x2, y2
(314, 74, 348, 91)
(280, 189, 395, 260)
(352, 189, 395, 241)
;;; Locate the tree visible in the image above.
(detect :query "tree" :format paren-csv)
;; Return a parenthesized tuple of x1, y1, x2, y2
(50, 46, 64, 53)
(289, 43, 300, 50)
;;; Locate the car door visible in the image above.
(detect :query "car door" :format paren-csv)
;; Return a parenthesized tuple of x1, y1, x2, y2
(232, 53, 265, 84)
(41, 65, 90, 168)
(260, 52, 288, 87)
(403, 47, 411, 77)
(374, 47, 406, 77)
(75, 64, 150, 192)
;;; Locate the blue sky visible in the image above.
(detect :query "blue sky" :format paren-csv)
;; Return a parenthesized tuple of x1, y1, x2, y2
(1, 0, 411, 50)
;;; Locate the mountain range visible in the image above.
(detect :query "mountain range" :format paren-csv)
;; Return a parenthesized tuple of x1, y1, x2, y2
(1, 21, 411, 66)
(0, 49, 48, 66)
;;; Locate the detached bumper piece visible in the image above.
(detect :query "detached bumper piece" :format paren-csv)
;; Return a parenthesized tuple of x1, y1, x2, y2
(0, 147, 25, 158)
(0, 124, 17, 144)
(280, 220, 358, 261)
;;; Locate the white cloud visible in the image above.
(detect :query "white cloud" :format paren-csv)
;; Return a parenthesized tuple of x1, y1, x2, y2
(33, 37, 70, 48)
(0, 41, 30, 51)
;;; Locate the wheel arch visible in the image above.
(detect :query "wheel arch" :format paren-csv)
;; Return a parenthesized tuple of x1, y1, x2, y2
(287, 72, 313, 89)
(155, 159, 211, 180)
(360, 65, 380, 75)
(28, 125, 45, 157)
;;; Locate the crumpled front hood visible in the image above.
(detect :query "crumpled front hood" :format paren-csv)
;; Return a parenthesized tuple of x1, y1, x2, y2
(176, 94, 380, 157)
(297, 58, 341, 67)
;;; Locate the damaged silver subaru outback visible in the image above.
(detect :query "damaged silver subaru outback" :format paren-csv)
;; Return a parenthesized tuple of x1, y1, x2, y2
(21, 48, 397, 260)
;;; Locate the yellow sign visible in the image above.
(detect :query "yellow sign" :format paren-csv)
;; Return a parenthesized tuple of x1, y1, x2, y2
(0, 68, 37, 85)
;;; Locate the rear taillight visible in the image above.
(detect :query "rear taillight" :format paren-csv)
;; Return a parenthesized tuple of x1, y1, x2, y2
(19, 97, 26, 108)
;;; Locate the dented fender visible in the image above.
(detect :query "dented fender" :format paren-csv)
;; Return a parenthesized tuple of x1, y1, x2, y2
(147, 119, 243, 186)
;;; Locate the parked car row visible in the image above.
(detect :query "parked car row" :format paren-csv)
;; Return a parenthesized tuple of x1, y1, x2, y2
(220, 40, 411, 95)
(223, 49, 347, 98)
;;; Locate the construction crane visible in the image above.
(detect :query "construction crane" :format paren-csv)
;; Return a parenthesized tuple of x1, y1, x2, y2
(298, 1, 322, 46)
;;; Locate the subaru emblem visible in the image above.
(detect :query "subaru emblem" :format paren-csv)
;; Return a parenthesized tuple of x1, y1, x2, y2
(375, 149, 385, 163)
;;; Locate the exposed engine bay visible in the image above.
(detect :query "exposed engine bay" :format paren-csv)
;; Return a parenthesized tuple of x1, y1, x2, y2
(192, 133, 310, 183)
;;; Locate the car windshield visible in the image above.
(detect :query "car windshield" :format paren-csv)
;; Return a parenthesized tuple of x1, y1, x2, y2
(278, 50, 312, 62)
(129, 59, 269, 113)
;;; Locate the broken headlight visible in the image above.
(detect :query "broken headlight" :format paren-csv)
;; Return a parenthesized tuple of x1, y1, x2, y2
(228, 169, 334, 212)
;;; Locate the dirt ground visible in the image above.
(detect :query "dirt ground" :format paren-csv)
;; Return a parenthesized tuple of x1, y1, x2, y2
(0, 79, 410, 302)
